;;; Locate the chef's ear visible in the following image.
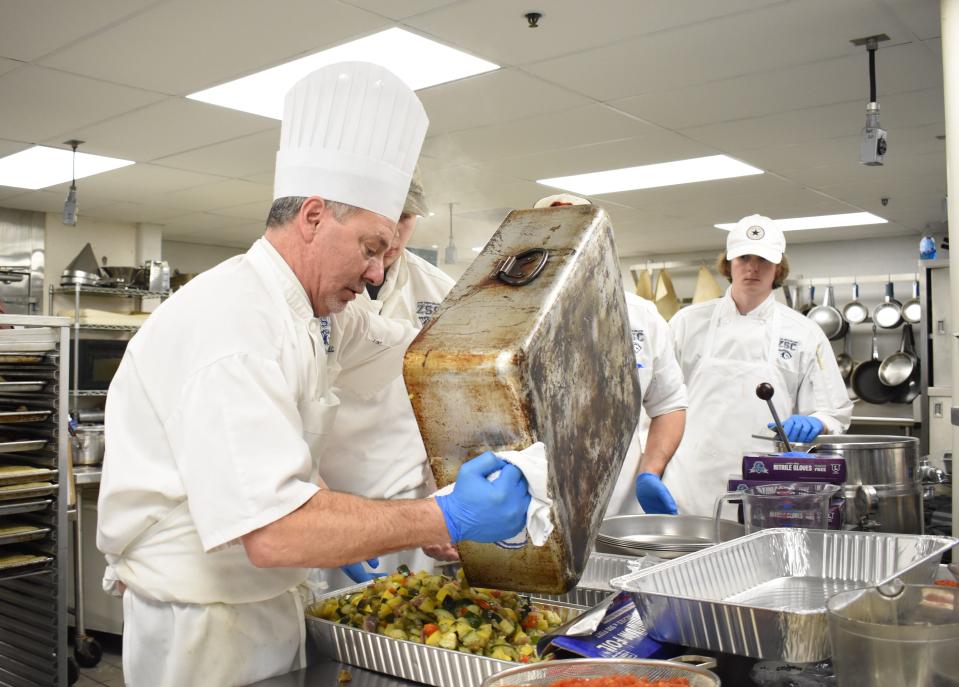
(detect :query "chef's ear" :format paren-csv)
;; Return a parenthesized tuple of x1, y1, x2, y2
(299, 197, 328, 237)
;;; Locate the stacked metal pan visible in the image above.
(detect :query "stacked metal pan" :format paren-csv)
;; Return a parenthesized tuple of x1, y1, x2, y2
(595, 515, 744, 559)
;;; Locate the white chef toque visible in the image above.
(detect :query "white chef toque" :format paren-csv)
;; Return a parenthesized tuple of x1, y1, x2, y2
(273, 61, 429, 221)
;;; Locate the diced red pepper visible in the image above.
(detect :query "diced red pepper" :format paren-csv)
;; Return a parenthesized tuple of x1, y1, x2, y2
(475, 599, 490, 609)
(421, 623, 439, 638)
(522, 613, 539, 629)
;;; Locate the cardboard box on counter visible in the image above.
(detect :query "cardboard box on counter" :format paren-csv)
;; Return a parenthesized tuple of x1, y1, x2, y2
(742, 453, 846, 483)
(726, 478, 845, 530)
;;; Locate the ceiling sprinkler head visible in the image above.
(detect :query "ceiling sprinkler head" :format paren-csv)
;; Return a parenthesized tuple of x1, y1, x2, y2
(525, 12, 542, 28)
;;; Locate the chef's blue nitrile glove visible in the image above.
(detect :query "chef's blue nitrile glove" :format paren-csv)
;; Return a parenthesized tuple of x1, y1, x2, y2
(340, 558, 386, 584)
(434, 451, 531, 544)
(635, 472, 678, 515)
(768, 415, 824, 444)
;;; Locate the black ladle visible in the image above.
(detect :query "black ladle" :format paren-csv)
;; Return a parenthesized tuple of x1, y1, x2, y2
(756, 382, 793, 453)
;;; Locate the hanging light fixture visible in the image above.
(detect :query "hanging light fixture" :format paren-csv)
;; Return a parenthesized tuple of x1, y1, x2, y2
(444, 202, 458, 264)
(62, 139, 83, 226)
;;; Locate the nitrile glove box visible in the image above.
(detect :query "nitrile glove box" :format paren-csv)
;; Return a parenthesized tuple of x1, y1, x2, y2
(726, 478, 845, 529)
(742, 453, 846, 483)
(540, 592, 680, 659)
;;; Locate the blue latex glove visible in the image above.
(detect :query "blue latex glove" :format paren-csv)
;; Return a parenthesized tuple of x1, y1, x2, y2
(340, 558, 386, 583)
(434, 451, 531, 544)
(768, 415, 824, 444)
(635, 472, 678, 515)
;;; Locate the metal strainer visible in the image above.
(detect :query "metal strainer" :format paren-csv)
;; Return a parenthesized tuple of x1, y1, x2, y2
(480, 657, 721, 687)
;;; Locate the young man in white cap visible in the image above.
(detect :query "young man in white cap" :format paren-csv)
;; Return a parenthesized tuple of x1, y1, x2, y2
(316, 168, 458, 588)
(97, 62, 530, 686)
(663, 214, 852, 516)
(533, 194, 688, 516)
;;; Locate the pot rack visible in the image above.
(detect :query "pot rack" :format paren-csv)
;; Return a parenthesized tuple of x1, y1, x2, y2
(627, 258, 718, 273)
(788, 272, 918, 286)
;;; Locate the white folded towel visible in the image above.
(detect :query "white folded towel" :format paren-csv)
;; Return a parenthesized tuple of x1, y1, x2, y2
(435, 442, 554, 549)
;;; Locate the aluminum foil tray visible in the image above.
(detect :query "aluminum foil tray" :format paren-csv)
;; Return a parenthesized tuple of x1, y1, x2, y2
(539, 551, 642, 607)
(306, 582, 590, 687)
(611, 528, 957, 663)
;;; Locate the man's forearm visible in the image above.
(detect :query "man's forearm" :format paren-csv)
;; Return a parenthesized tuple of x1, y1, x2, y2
(242, 489, 450, 568)
(637, 409, 686, 477)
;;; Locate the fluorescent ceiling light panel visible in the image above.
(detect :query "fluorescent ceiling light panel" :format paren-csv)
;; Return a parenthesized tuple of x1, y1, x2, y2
(714, 212, 887, 232)
(0, 146, 134, 190)
(188, 28, 499, 119)
(538, 155, 763, 195)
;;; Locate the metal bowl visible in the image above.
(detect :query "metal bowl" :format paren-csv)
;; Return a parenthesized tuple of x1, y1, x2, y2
(99, 265, 142, 286)
(481, 657, 721, 687)
(595, 514, 745, 558)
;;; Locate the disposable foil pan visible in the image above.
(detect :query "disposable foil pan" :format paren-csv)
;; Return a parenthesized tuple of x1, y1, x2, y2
(306, 582, 590, 687)
(611, 528, 957, 663)
(539, 552, 643, 607)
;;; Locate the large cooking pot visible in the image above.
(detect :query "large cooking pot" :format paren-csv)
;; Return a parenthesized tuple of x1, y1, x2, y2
(775, 435, 921, 533)
(73, 424, 105, 465)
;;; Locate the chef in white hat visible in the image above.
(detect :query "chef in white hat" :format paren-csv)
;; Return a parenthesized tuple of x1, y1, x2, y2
(533, 193, 688, 516)
(97, 62, 530, 686)
(663, 214, 852, 516)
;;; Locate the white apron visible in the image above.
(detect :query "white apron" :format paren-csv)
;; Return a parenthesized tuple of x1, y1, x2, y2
(111, 319, 339, 687)
(662, 302, 795, 517)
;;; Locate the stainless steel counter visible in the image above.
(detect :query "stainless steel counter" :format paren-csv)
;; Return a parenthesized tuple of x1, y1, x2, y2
(73, 465, 102, 485)
(245, 658, 419, 686)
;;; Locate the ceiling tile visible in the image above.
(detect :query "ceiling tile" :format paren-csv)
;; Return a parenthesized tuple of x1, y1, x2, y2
(525, 0, 900, 102)
(0, 58, 19, 79)
(154, 128, 280, 178)
(406, 0, 785, 67)
(208, 200, 272, 221)
(0, 0, 158, 62)
(38, 0, 387, 95)
(884, 0, 941, 41)
(422, 105, 659, 167)
(37, 164, 226, 206)
(340, 0, 461, 20)
(159, 212, 245, 231)
(52, 98, 277, 161)
(611, 42, 940, 131)
(163, 179, 273, 213)
(0, 65, 164, 143)
(0, 189, 112, 215)
(162, 222, 264, 248)
(86, 201, 195, 224)
(417, 69, 589, 136)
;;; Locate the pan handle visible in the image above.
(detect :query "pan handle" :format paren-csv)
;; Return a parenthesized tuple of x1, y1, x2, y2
(497, 248, 549, 286)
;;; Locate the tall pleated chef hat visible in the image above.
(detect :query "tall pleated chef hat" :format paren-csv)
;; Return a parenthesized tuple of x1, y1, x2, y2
(533, 193, 590, 208)
(273, 62, 429, 221)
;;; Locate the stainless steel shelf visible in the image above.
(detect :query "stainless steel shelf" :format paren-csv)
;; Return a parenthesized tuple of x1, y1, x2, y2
(75, 324, 140, 332)
(69, 390, 107, 397)
(51, 285, 169, 298)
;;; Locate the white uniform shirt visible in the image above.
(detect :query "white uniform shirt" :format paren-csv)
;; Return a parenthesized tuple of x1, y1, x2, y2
(606, 293, 688, 515)
(321, 250, 455, 499)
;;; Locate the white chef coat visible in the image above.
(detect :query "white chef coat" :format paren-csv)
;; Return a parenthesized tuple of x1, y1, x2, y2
(606, 293, 688, 515)
(315, 250, 454, 589)
(662, 288, 853, 517)
(96, 238, 416, 686)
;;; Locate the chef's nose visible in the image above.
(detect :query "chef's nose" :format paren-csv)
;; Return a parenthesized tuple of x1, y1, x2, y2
(363, 256, 385, 285)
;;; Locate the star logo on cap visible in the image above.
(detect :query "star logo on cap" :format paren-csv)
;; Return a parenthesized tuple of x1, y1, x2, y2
(747, 225, 765, 240)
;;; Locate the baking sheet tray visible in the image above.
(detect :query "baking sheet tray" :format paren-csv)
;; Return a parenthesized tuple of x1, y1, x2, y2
(0, 498, 52, 516)
(306, 582, 590, 687)
(0, 482, 56, 502)
(0, 440, 46, 455)
(0, 410, 51, 424)
(0, 381, 46, 393)
(0, 464, 56, 487)
(0, 551, 52, 575)
(0, 353, 46, 364)
(611, 528, 957, 663)
(0, 524, 49, 546)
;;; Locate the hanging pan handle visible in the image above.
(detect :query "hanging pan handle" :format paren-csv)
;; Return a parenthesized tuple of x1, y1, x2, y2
(497, 248, 549, 286)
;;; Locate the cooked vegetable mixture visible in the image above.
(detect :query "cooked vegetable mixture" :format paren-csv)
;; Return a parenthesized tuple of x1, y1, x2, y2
(310, 566, 565, 662)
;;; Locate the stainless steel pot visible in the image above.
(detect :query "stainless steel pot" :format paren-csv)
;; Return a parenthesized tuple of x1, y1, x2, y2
(775, 435, 922, 533)
(73, 424, 104, 465)
(807, 284, 847, 340)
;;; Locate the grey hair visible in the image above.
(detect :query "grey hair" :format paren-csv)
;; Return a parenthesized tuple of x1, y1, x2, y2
(266, 197, 360, 228)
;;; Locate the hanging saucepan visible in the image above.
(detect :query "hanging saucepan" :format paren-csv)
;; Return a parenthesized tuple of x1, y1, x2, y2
(799, 285, 816, 315)
(851, 325, 897, 404)
(836, 331, 854, 383)
(842, 281, 869, 324)
(889, 326, 921, 404)
(807, 284, 847, 340)
(901, 279, 922, 325)
(873, 281, 902, 329)
(878, 325, 916, 387)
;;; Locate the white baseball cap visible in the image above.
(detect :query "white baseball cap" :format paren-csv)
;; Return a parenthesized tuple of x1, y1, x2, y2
(273, 62, 429, 221)
(533, 193, 590, 208)
(726, 214, 786, 265)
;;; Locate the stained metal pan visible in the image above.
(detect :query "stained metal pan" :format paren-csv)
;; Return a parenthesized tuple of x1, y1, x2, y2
(0, 410, 52, 424)
(0, 499, 52, 516)
(0, 353, 45, 365)
(0, 465, 56, 487)
(0, 524, 49, 547)
(0, 381, 47, 394)
(612, 528, 956, 663)
(0, 440, 46, 454)
(0, 482, 56, 502)
(0, 552, 53, 574)
(596, 515, 745, 558)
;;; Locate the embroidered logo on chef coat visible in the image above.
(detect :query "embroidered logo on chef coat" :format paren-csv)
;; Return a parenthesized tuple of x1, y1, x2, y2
(747, 225, 765, 240)
(630, 328, 645, 367)
(416, 301, 440, 326)
(778, 337, 799, 360)
(318, 317, 335, 353)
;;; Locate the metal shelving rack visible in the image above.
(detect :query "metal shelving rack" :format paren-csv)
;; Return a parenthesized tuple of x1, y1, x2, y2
(48, 284, 169, 411)
(0, 314, 70, 686)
